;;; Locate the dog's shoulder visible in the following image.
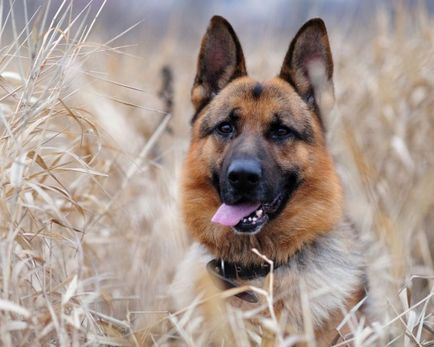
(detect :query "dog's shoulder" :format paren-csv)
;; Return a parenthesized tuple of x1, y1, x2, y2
(274, 219, 366, 329)
(169, 243, 213, 309)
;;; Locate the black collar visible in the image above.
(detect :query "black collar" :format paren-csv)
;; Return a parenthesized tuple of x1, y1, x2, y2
(206, 258, 282, 303)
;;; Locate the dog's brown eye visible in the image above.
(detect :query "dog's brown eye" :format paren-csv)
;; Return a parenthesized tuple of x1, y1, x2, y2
(271, 126, 292, 140)
(216, 122, 234, 135)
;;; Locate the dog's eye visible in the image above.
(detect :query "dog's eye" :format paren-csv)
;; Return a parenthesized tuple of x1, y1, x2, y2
(216, 122, 234, 136)
(270, 125, 292, 140)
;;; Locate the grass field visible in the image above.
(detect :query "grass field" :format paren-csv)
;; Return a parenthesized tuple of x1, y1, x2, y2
(0, 1, 433, 346)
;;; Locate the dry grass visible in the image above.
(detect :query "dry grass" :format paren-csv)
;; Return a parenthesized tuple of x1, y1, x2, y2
(0, 1, 433, 346)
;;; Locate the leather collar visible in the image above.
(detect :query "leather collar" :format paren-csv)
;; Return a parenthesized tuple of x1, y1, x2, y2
(206, 258, 282, 303)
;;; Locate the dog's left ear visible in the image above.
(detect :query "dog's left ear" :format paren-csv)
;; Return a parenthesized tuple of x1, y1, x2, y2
(191, 16, 247, 119)
(280, 18, 334, 116)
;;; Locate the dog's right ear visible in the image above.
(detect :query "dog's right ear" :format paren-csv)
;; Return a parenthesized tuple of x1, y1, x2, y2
(279, 18, 334, 120)
(191, 16, 247, 121)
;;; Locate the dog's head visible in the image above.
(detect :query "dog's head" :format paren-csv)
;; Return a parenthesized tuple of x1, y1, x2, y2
(181, 16, 343, 264)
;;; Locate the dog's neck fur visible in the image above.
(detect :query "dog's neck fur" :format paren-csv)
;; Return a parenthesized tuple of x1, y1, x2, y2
(171, 218, 365, 334)
(268, 219, 365, 329)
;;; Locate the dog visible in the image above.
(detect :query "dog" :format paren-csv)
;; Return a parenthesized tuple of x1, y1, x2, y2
(173, 15, 370, 346)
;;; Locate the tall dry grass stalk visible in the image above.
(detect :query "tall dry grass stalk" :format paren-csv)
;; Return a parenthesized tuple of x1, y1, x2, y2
(0, 1, 433, 346)
(0, 1, 164, 345)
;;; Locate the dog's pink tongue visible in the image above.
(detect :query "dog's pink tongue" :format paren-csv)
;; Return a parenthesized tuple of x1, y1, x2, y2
(211, 203, 260, 227)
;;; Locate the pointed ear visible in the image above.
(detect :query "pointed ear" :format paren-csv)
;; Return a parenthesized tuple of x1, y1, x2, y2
(280, 18, 334, 116)
(191, 16, 247, 117)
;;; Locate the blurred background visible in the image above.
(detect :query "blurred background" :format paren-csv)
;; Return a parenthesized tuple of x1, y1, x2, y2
(0, 0, 433, 345)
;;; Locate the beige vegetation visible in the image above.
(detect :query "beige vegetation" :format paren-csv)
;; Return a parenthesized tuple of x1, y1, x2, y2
(0, 1, 433, 346)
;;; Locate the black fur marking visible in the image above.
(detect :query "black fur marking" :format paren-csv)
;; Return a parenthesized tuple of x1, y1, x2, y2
(301, 120, 315, 143)
(199, 117, 214, 138)
(252, 82, 263, 99)
(267, 169, 301, 221)
(211, 170, 221, 197)
(191, 97, 211, 124)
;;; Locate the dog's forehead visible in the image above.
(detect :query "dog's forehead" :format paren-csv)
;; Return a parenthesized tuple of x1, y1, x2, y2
(215, 77, 308, 117)
(219, 77, 294, 98)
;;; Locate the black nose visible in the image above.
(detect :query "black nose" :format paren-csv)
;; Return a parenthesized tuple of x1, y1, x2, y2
(227, 159, 262, 192)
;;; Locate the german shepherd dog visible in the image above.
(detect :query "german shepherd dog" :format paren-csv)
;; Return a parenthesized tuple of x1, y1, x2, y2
(175, 15, 368, 346)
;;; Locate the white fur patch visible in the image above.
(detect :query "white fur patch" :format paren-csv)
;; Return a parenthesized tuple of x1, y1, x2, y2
(171, 221, 364, 331)
(169, 243, 213, 309)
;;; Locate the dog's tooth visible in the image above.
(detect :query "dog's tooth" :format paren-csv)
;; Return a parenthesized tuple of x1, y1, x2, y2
(256, 209, 263, 217)
(248, 217, 252, 222)
(252, 217, 257, 222)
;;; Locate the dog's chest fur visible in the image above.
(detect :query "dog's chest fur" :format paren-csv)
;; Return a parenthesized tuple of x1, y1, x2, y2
(171, 220, 365, 332)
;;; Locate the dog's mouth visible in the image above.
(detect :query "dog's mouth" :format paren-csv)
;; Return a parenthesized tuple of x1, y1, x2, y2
(211, 195, 283, 235)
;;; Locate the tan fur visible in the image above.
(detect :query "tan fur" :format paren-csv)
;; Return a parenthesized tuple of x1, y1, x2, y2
(182, 77, 343, 265)
(175, 16, 369, 345)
